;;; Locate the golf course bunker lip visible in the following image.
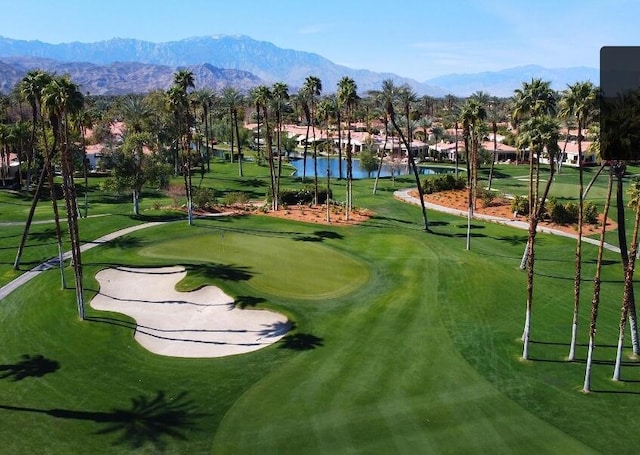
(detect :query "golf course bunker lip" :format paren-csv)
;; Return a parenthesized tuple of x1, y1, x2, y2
(90, 266, 290, 358)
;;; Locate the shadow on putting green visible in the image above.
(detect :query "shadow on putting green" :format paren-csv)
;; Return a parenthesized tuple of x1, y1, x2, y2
(279, 333, 324, 350)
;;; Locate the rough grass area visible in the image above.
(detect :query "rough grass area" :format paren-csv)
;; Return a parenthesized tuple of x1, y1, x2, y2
(1, 162, 639, 453)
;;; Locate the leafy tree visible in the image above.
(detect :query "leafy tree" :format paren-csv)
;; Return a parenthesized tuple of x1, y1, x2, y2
(358, 149, 379, 177)
(102, 132, 169, 215)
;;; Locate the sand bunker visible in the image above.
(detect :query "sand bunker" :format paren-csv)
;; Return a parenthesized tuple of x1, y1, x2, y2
(90, 266, 290, 358)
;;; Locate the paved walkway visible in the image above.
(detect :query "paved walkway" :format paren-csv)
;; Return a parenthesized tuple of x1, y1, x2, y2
(0, 222, 166, 300)
(394, 188, 620, 253)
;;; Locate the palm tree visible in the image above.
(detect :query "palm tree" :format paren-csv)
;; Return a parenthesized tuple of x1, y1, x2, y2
(170, 70, 195, 225)
(613, 176, 640, 380)
(559, 81, 599, 360)
(486, 96, 504, 190)
(300, 76, 322, 200)
(517, 114, 560, 360)
(253, 85, 277, 209)
(42, 75, 85, 319)
(460, 98, 487, 250)
(221, 87, 245, 177)
(382, 80, 429, 230)
(272, 82, 289, 204)
(13, 70, 53, 271)
(367, 88, 389, 195)
(337, 77, 358, 220)
(512, 79, 557, 271)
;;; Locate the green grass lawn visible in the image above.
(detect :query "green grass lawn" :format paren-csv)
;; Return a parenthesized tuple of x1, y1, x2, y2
(1, 159, 639, 453)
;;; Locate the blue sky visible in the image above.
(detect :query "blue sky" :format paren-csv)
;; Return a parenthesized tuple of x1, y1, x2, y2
(1, 0, 637, 81)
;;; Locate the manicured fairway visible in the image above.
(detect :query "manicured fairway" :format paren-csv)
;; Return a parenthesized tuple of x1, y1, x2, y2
(1, 167, 640, 453)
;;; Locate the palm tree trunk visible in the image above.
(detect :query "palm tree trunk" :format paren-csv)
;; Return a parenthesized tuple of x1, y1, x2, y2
(583, 168, 613, 392)
(13, 162, 48, 270)
(337, 110, 343, 179)
(569, 125, 584, 361)
(614, 164, 640, 354)
(488, 121, 497, 190)
(373, 118, 389, 195)
(234, 112, 243, 177)
(390, 115, 428, 231)
(303, 122, 310, 182)
(60, 117, 85, 320)
(613, 202, 640, 380)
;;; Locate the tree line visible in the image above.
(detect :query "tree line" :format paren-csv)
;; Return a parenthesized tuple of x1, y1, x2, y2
(4, 67, 639, 391)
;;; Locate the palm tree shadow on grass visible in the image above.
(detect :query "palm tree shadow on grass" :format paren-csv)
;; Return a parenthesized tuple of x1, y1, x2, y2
(0, 354, 60, 381)
(182, 263, 253, 282)
(294, 230, 344, 242)
(279, 333, 324, 350)
(0, 391, 205, 451)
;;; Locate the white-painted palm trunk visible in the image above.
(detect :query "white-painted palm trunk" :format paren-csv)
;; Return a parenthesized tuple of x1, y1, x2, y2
(187, 199, 193, 225)
(612, 331, 625, 381)
(57, 243, 66, 289)
(629, 316, 639, 355)
(520, 241, 529, 270)
(568, 322, 578, 361)
(583, 337, 595, 392)
(466, 206, 472, 251)
(522, 307, 531, 359)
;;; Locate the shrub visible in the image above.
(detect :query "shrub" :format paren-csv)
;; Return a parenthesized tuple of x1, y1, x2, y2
(584, 202, 599, 225)
(192, 187, 216, 209)
(278, 186, 332, 205)
(223, 191, 250, 205)
(547, 198, 598, 225)
(422, 173, 466, 194)
(478, 187, 497, 207)
(510, 195, 529, 216)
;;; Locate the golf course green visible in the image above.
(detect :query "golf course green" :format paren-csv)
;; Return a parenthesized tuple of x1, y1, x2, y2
(0, 164, 639, 454)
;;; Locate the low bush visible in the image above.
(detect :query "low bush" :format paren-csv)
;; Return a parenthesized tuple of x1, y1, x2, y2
(224, 191, 250, 205)
(192, 187, 217, 209)
(422, 174, 466, 194)
(278, 186, 332, 205)
(510, 194, 529, 216)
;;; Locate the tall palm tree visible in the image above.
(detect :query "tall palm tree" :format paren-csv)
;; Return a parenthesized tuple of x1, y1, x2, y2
(221, 87, 245, 177)
(486, 96, 503, 190)
(613, 176, 640, 380)
(512, 78, 557, 271)
(169, 70, 195, 225)
(559, 81, 599, 360)
(337, 77, 358, 220)
(517, 114, 560, 360)
(460, 98, 487, 250)
(301, 76, 322, 200)
(272, 82, 289, 204)
(13, 70, 53, 271)
(366, 88, 389, 195)
(253, 85, 277, 209)
(382, 80, 429, 230)
(42, 75, 85, 319)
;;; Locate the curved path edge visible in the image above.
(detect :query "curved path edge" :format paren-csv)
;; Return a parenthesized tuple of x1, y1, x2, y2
(0, 222, 166, 300)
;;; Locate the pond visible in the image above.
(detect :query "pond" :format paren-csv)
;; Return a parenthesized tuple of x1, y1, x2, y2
(289, 156, 455, 179)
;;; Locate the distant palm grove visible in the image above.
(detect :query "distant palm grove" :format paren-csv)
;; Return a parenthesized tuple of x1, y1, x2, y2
(3, 64, 639, 400)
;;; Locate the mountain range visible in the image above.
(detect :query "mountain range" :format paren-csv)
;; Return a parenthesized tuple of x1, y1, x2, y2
(0, 35, 598, 98)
